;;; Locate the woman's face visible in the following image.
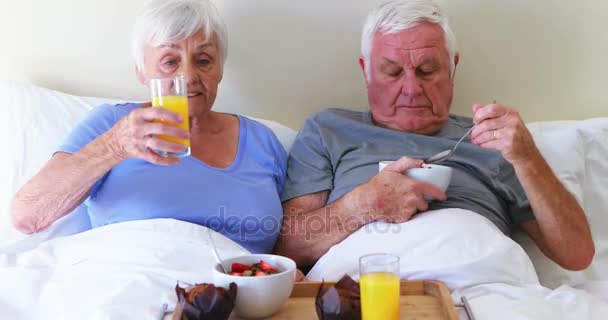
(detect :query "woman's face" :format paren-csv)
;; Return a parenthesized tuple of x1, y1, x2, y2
(138, 30, 223, 117)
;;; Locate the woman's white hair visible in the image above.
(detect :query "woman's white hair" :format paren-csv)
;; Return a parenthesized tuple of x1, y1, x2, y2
(361, 0, 457, 80)
(131, 0, 228, 72)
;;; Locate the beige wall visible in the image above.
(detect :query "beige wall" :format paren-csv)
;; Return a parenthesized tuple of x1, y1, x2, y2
(1, 0, 606, 129)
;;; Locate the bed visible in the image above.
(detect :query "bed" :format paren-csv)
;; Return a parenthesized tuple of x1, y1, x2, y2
(1, 80, 607, 319)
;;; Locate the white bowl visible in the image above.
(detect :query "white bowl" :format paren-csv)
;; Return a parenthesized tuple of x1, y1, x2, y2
(379, 161, 453, 193)
(213, 254, 296, 319)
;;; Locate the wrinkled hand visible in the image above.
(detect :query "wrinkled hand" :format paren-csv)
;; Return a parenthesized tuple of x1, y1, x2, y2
(295, 269, 307, 282)
(355, 157, 447, 224)
(470, 103, 538, 165)
(104, 102, 190, 165)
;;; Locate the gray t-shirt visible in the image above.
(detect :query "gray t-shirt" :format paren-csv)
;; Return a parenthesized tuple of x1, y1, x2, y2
(281, 108, 535, 235)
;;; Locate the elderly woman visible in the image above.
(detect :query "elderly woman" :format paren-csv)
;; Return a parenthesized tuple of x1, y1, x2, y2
(10, 0, 286, 254)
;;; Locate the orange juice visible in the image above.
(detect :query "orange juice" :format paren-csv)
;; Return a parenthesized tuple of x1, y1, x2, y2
(152, 96, 190, 148)
(360, 272, 400, 320)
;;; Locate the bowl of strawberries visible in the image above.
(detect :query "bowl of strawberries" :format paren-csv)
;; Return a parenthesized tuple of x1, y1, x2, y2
(213, 254, 296, 319)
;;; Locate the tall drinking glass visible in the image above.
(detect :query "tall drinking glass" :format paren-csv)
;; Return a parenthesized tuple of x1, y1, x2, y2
(149, 75, 190, 157)
(359, 253, 400, 320)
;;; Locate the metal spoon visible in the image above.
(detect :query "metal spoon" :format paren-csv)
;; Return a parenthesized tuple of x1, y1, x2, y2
(461, 296, 477, 320)
(207, 229, 228, 274)
(157, 303, 168, 320)
(424, 125, 475, 164)
(425, 100, 496, 164)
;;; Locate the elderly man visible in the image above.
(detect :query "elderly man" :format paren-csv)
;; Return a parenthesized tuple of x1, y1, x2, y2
(275, 0, 594, 271)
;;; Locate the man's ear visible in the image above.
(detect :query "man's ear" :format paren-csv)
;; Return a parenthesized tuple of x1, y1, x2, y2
(451, 53, 460, 79)
(135, 65, 146, 85)
(359, 56, 369, 87)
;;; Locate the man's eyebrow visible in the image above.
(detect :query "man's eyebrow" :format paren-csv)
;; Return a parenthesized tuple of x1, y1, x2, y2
(417, 58, 440, 67)
(380, 58, 400, 66)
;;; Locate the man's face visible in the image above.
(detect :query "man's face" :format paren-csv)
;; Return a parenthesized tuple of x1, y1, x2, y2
(361, 23, 457, 135)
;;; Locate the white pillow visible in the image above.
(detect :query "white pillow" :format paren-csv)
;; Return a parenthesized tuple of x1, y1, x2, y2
(527, 125, 586, 204)
(0, 81, 297, 247)
(307, 209, 539, 291)
(579, 130, 608, 280)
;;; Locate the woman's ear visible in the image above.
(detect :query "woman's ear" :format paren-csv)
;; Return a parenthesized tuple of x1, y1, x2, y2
(135, 65, 146, 85)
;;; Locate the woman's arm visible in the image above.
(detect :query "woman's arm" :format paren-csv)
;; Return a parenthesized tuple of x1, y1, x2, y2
(11, 136, 121, 234)
(10, 106, 190, 234)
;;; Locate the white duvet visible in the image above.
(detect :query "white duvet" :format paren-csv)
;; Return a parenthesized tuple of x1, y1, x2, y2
(307, 209, 608, 320)
(0, 219, 249, 320)
(1, 212, 607, 320)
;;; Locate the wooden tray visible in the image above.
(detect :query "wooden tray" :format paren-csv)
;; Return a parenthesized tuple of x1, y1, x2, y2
(171, 280, 458, 319)
(278, 280, 458, 320)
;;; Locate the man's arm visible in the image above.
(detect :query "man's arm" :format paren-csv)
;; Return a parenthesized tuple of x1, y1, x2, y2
(471, 103, 594, 270)
(274, 157, 446, 267)
(274, 190, 364, 267)
(515, 151, 594, 270)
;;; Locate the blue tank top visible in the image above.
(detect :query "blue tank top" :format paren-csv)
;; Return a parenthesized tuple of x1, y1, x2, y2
(58, 103, 287, 253)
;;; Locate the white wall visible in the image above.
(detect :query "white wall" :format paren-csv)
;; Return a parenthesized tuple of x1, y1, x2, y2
(1, 0, 606, 129)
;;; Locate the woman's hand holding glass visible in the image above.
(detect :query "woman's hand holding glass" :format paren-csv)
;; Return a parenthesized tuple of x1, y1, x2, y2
(104, 104, 190, 165)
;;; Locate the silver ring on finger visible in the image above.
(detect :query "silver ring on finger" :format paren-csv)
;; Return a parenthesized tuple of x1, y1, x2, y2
(493, 129, 499, 140)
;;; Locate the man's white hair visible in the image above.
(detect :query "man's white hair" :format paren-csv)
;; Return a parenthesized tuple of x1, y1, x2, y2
(361, 0, 457, 80)
(131, 0, 228, 72)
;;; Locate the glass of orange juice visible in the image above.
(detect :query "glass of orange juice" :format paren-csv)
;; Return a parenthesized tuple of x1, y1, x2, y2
(359, 253, 400, 320)
(149, 75, 190, 157)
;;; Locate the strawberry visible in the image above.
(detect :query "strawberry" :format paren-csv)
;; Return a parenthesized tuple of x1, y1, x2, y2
(231, 263, 252, 273)
(259, 260, 277, 273)
(255, 271, 268, 277)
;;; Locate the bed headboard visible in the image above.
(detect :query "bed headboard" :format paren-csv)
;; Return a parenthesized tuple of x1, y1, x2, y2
(1, 0, 607, 128)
